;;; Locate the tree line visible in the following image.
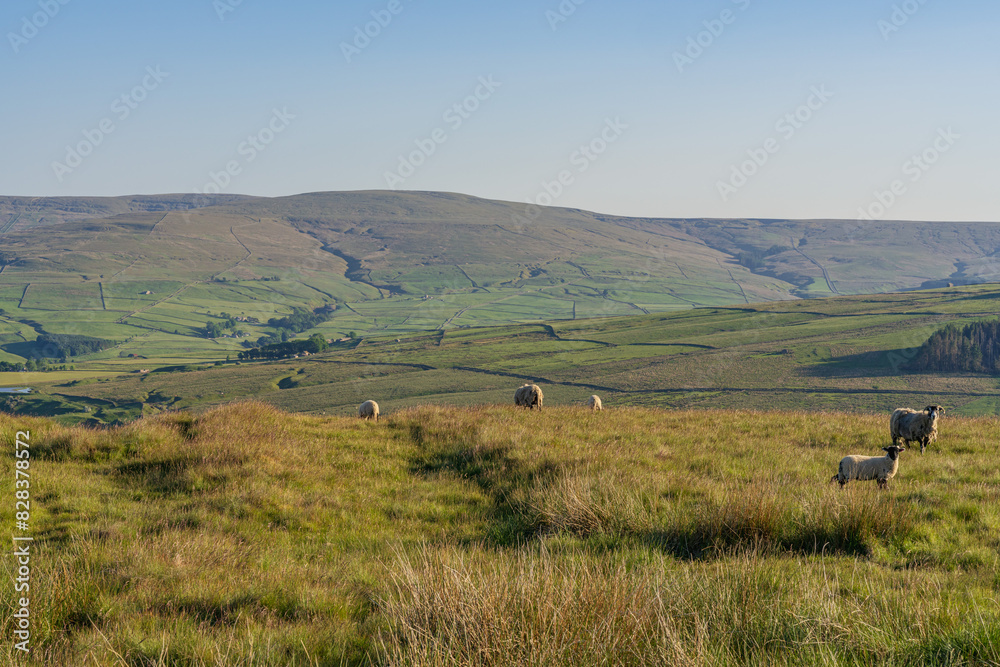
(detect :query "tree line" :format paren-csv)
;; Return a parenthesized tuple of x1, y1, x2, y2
(34, 333, 113, 359)
(0, 359, 72, 372)
(910, 318, 1000, 373)
(267, 307, 335, 334)
(237, 334, 329, 361)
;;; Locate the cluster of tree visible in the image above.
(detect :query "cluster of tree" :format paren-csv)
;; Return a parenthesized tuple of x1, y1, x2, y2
(237, 334, 328, 361)
(909, 319, 1000, 373)
(736, 245, 791, 271)
(0, 359, 73, 372)
(202, 314, 247, 339)
(248, 331, 287, 348)
(34, 334, 112, 358)
(267, 306, 335, 334)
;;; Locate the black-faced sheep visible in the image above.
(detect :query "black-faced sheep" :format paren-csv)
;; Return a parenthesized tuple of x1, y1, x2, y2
(358, 400, 380, 421)
(514, 384, 543, 410)
(588, 394, 603, 411)
(890, 405, 944, 454)
(830, 445, 905, 489)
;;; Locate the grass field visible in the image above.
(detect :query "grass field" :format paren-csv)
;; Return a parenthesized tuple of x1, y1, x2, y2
(3, 192, 1000, 426)
(7, 192, 1000, 664)
(4, 192, 1000, 365)
(2, 402, 999, 665)
(6, 283, 1000, 425)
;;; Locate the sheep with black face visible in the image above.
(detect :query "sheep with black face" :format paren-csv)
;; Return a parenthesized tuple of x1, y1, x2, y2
(890, 405, 944, 454)
(830, 445, 906, 489)
(514, 384, 543, 411)
(358, 400, 380, 421)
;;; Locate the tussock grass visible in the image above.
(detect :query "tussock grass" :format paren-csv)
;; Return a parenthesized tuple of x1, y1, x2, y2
(2, 402, 1000, 664)
(376, 545, 1000, 667)
(397, 406, 918, 557)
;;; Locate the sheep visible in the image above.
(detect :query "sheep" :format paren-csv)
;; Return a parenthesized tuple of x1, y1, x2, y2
(890, 405, 944, 454)
(830, 445, 906, 489)
(588, 394, 603, 411)
(514, 384, 543, 410)
(358, 400, 380, 421)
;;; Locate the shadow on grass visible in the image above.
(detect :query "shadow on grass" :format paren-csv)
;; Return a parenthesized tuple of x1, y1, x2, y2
(406, 422, 558, 546)
(153, 591, 307, 627)
(114, 459, 197, 496)
(645, 519, 892, 559)
(403, 421, 913, 559)
(798, 349, 906, 378)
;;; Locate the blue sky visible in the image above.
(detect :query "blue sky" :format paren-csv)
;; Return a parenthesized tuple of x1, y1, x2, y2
(2, 0, 997, 221)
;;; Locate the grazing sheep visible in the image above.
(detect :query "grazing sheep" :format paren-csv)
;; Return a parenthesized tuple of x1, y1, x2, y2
(514, 384, 543, 411)
(890, 405, 944, 454)
(358, 400, 380, 421)
(830, 445, 905, 489)
(588, 394, 603, 411)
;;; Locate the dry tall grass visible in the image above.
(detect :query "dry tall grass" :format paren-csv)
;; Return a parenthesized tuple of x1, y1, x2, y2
(376, 545, 1000, 667)
(1, 402, 999, 665)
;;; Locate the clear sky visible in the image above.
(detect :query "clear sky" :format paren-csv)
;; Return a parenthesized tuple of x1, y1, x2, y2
(2, 0, 997, 221)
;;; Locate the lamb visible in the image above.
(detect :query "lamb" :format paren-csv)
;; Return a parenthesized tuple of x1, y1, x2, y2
(588, 394, 603, 411)
(514, 384, 543, 410)
(358, 400, 380, 421)
(830, 445, 905, 489)
(890, 405, 944, 454)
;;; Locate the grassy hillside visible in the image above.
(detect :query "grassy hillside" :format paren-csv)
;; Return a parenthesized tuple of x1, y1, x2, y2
(8, 283, 1000, 424)
(2, 191, 1000, 368)
(2, 402, 999, 665)
(3, 191, 1000, 424)
(0, 194, 256, 232)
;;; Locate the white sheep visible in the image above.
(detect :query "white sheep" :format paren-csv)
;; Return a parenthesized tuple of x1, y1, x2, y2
(890, 405, 944, 454)
(830, 445, 905, 489)
(588, 394, 603, 411)
(514, 384, 543, 410)
(358, 400, 380, 421)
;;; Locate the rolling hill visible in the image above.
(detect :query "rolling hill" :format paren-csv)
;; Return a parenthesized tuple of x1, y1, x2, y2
(1, 190, 999, 351)
(0, 193, 256, 232)
(3, 190, 1000, 423)
(5, 283, 1000, 424)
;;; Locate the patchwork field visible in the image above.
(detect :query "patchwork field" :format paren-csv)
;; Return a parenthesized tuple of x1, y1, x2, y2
(2, 283, 1000, 425)
(3, 192, 1000, 665)
(2, 192, 1000, 425)
(4, 192, 1000, 361)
